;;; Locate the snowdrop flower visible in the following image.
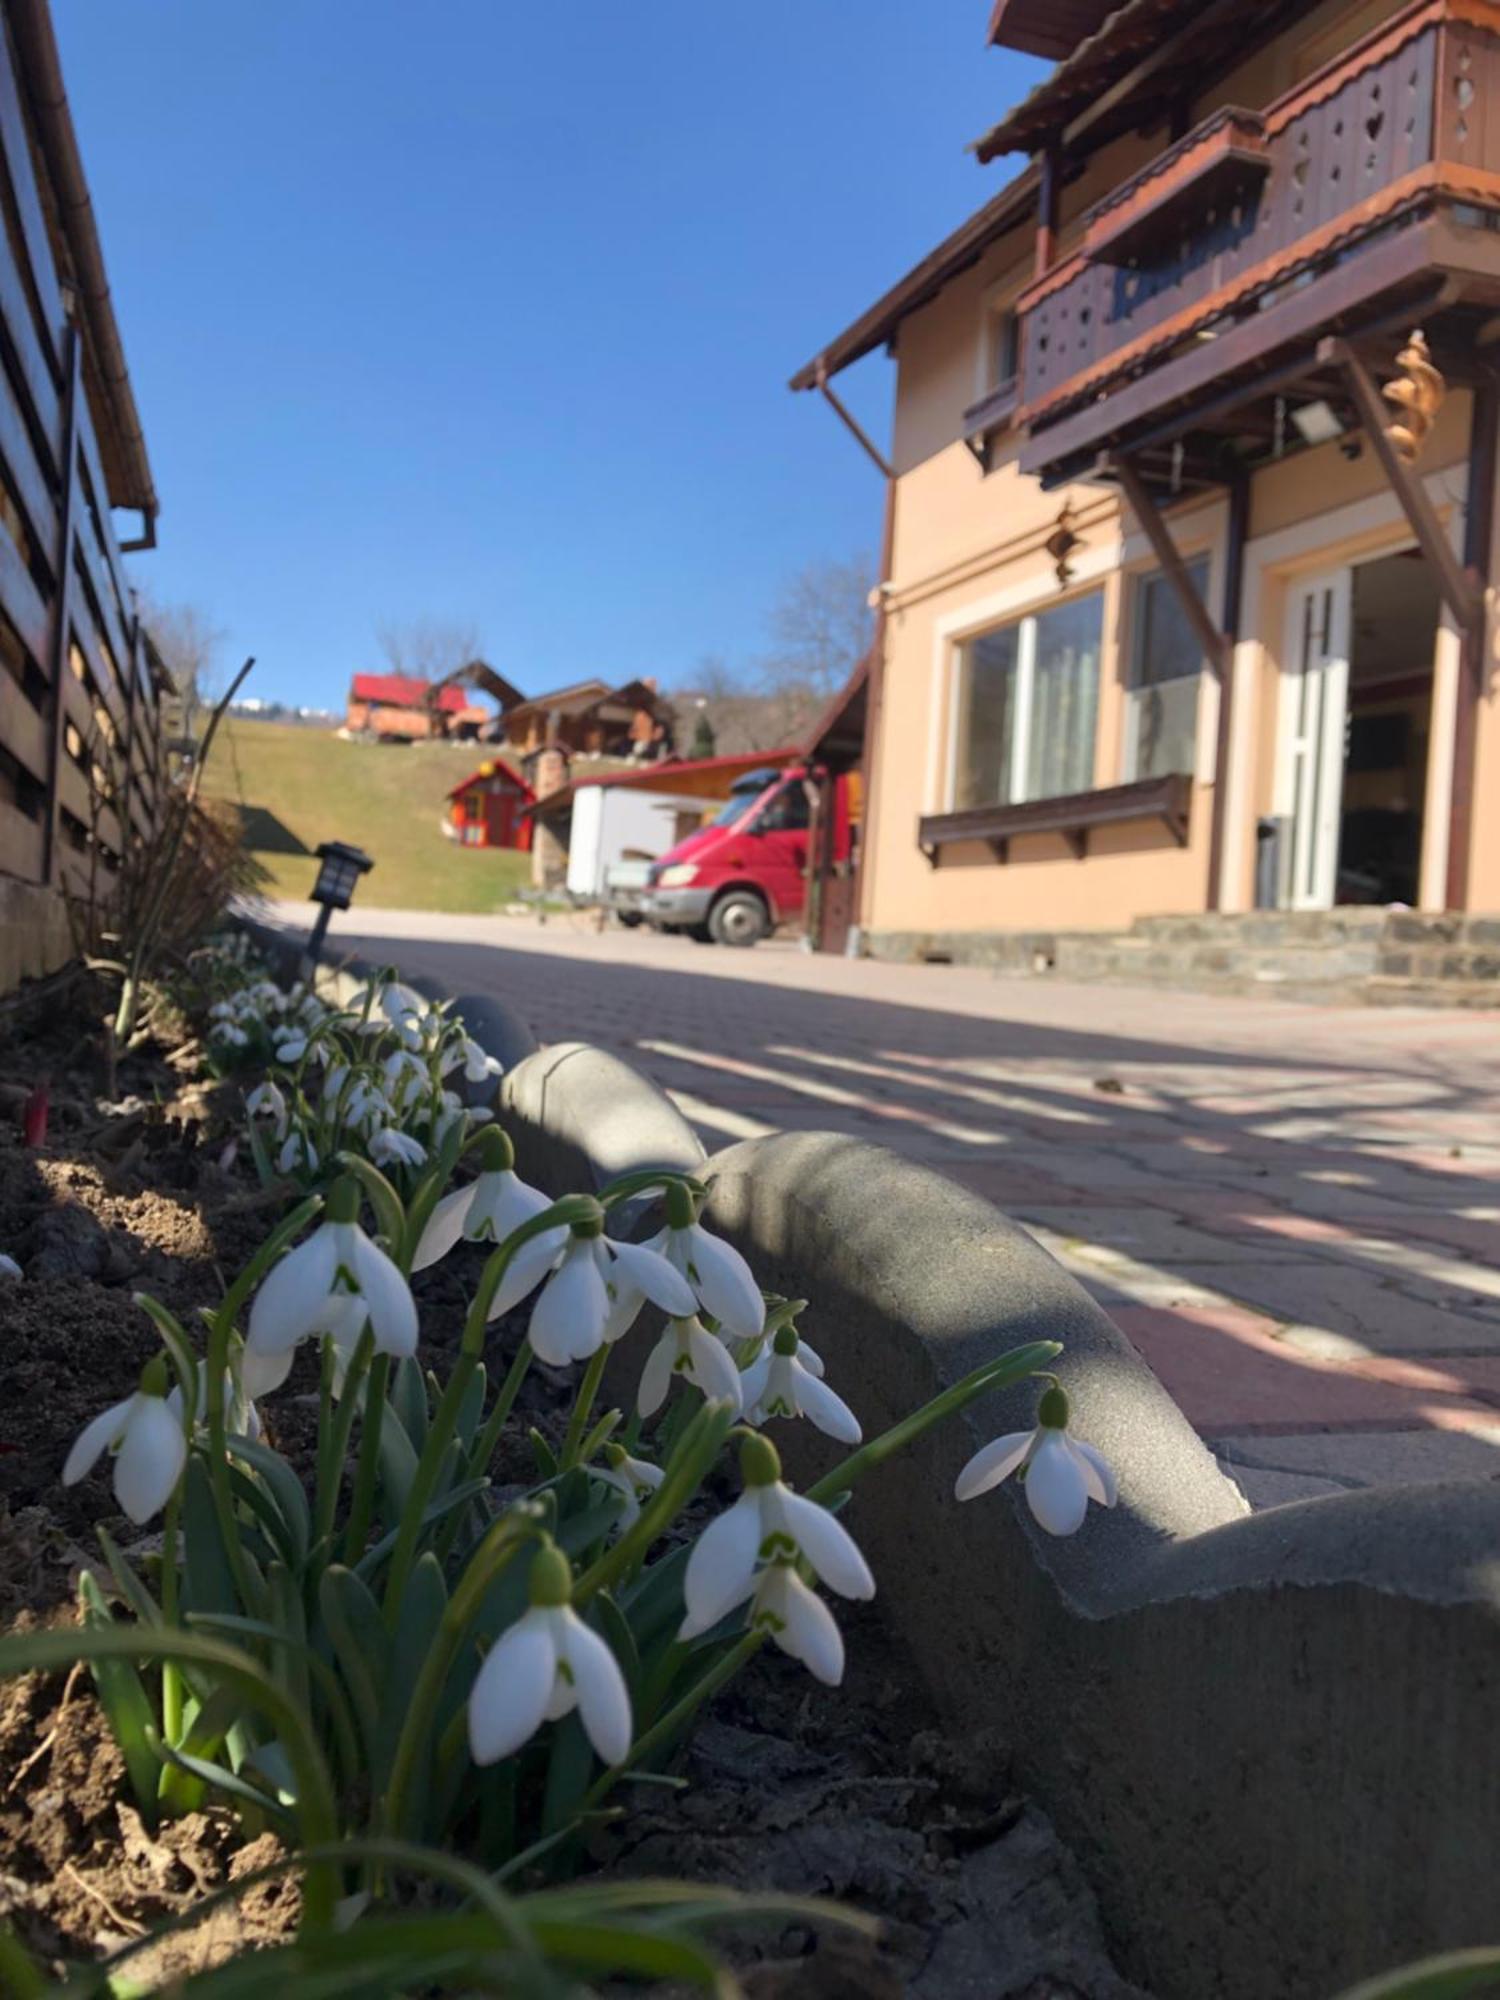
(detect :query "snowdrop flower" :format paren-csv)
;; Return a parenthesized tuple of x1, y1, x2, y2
(370, 1127, 427, 1171)
(648, 1184, 764, 1341)
(741, 1326, 860, 1444)
(245, 1177, 418, 1389)
(167, 1364, 262, 1444)
(0, 1252, 20, 1279)
(637, 1315, 743, 1417)
(954, 1382, 1117, 1538)
(274, 1034, 309, 1064)
(63, 1358, 187, 1525)
(212, 1022, 249, 1049)
(469, 1543, 631, 1768)
(277, 1130, 318, 1177)
(245, 1081, 289, 1140)
(413, 1132, 551, 1271)
(679, 1436, 873, 1684)
(525, 1222, 693, 1368)
(592, 1443, 664, 1532)
(442, 1034, 503, 1084)
(380, 981, 432, 1049)
(382, 1050, 428, 1111)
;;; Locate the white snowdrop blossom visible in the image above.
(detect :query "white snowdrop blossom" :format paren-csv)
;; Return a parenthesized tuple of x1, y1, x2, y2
(413, 1141, 552, 1271)
(245, 1080, 289, 1139)
(523, 1227, 693, 1368)
(441, 1035, 502, 1084)
(679, 1437, 874, 1685)
(468, 1545, 631, 1768)
(380, 981, 432, 1049)
(370, 1127, 428, 1170)
(273, 1034, 309, 1064)
(63, 1364, 187, 1525)
(167, 1364, 262, 1445)
(244, 1181, 418, 1395)
(741, 1326, 860, 1444)
(211, 1022, 249, 1049)
(277, 1130, 318, 1177)
(637, 1315, 744, 1417)
(649, 1189, 764, 1341)
(954, 1383, 1117, 1538)
(593, 1444, 664, 1532)
(0, 1252, 20, 1279)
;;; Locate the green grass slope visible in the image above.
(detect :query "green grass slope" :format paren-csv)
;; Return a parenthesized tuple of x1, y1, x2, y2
(205, 718, 532, 911)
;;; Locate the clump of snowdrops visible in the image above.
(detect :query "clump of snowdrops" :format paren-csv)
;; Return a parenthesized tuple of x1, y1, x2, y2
(214, 963, 502, 1187)
(1, 969, 1117, 1988)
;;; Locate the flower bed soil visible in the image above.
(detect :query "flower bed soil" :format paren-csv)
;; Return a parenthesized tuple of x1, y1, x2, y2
(0, 981, 1146, 1994)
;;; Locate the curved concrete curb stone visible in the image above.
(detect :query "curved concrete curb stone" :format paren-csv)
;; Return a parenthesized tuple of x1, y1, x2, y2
(499, 1041, 705, 1197)
(700, 1131, 1500, 2000)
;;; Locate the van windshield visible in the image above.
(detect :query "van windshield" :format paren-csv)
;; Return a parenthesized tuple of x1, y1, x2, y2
(707, 784, 772, 828)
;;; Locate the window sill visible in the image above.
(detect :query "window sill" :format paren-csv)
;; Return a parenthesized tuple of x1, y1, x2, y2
(917, 773, 1192, 866)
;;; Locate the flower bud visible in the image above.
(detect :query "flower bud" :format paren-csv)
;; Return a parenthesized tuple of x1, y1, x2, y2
(739, 1431, 782, 1489)
(528, 1541, 573, 1608)
(1038, 1383, 1070, 1431)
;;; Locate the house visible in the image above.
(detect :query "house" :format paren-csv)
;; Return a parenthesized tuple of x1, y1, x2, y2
(794, 0, 1500, 989)
(443, 760, 534, 852)
(494, 678, 676, 761)
(346, 673, 492, 741)
(0, 0, 172, 990)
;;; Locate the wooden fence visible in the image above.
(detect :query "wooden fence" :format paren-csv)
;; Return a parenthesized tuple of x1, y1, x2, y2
(0, 20, 167, 919)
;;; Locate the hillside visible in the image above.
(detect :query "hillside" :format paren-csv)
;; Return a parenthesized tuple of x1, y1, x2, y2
(204, 718, 532, 911)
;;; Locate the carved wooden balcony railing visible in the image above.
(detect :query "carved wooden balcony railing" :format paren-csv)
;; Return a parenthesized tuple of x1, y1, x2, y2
(1013, 0, 1500, 472)
(918, 772, 1192, 866)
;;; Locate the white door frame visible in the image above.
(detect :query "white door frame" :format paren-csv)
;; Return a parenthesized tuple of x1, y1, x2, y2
(1275, 567, 1352, 910)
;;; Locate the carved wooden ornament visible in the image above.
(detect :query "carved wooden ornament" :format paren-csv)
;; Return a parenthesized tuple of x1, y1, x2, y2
(1381, 329, 1445, 463)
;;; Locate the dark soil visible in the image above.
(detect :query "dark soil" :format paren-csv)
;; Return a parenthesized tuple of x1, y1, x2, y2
(0, 975, 1147, 1994)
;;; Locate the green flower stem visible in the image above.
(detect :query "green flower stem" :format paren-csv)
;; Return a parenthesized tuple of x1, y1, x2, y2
(596, 1167, 707, 1211)
(559, 1347, 609, 1471)
(159, 1485, 183, 1743)
(573, 1397, 737, 1607)
(0, 1626, 340, 1928)
(382, 1510, 540, 1840)
(806, 1338, 1063, 1508)
(464, 1340, 534, 1484)
(203, 1198, 321, 1615)
(311, 1328, 374, 1552)
(341, 1350, 391, 1565)
(383, 1198, 597, 1625)
(583, 1630, 763, 1813)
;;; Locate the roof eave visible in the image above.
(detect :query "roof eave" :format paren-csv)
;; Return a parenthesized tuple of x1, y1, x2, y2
(789, 163, 1040, 390)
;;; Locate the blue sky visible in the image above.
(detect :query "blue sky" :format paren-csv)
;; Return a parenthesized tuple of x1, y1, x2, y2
(55, 3, 1039, 711)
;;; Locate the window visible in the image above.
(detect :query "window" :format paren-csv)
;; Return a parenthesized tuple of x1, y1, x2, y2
(1126, 562, 1208, 780)
(754, 783, 811, 833)
(953, 590, 1103, 809)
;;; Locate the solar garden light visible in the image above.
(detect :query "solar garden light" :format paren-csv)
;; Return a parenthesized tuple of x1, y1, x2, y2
(304, 839, 373, 969)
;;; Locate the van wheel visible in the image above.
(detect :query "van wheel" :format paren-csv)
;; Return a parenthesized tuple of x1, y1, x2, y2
(709, 891, 769, 948)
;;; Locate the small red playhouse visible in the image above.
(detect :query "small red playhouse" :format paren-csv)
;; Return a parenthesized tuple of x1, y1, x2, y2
(444, 760, 535, 851)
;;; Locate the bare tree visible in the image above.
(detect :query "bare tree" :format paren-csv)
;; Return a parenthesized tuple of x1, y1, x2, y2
(376, 616, 484, 683)
(136, 592, 224, 737)
(762, 555, 874, 704)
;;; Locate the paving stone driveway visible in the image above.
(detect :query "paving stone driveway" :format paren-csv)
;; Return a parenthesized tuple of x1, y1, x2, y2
(271, 905, 1500, 1509)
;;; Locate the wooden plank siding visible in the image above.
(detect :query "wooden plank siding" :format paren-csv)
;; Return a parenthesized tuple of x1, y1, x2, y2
(0, 19, 167, 898)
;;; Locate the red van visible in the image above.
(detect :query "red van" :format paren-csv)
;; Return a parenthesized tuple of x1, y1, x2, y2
(642, 763, 853, 947)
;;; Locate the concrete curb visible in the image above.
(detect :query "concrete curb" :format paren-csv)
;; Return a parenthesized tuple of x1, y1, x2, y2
(492, 1026, 1500, 2000)
(236, 925, 1500, 1997)
(498, 1040, 705, 1197)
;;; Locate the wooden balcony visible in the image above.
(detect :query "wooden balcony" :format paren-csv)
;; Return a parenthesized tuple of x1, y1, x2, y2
(1014, 0, 1500, 481)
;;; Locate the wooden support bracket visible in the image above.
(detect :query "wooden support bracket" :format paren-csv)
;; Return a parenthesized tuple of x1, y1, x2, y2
(1322, 336, 1482, 633)
(1110, 454, 1231, 676)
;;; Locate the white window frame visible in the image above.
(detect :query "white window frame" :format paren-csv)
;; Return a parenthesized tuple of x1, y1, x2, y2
(974, 279, 1022, 404)
(1121, 555, 1214, 783)
(946, 587, 1104, 811)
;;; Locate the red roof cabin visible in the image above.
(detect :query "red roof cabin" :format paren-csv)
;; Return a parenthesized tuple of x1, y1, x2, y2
(347, 673, 491, 742)
(444, 760, 535, 852)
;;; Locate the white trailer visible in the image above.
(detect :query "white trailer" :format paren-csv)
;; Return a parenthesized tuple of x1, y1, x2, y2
(565, 781, 704, 901)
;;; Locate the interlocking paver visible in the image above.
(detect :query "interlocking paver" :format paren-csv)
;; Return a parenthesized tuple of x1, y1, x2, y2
(268, 905, 1500, 1507)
